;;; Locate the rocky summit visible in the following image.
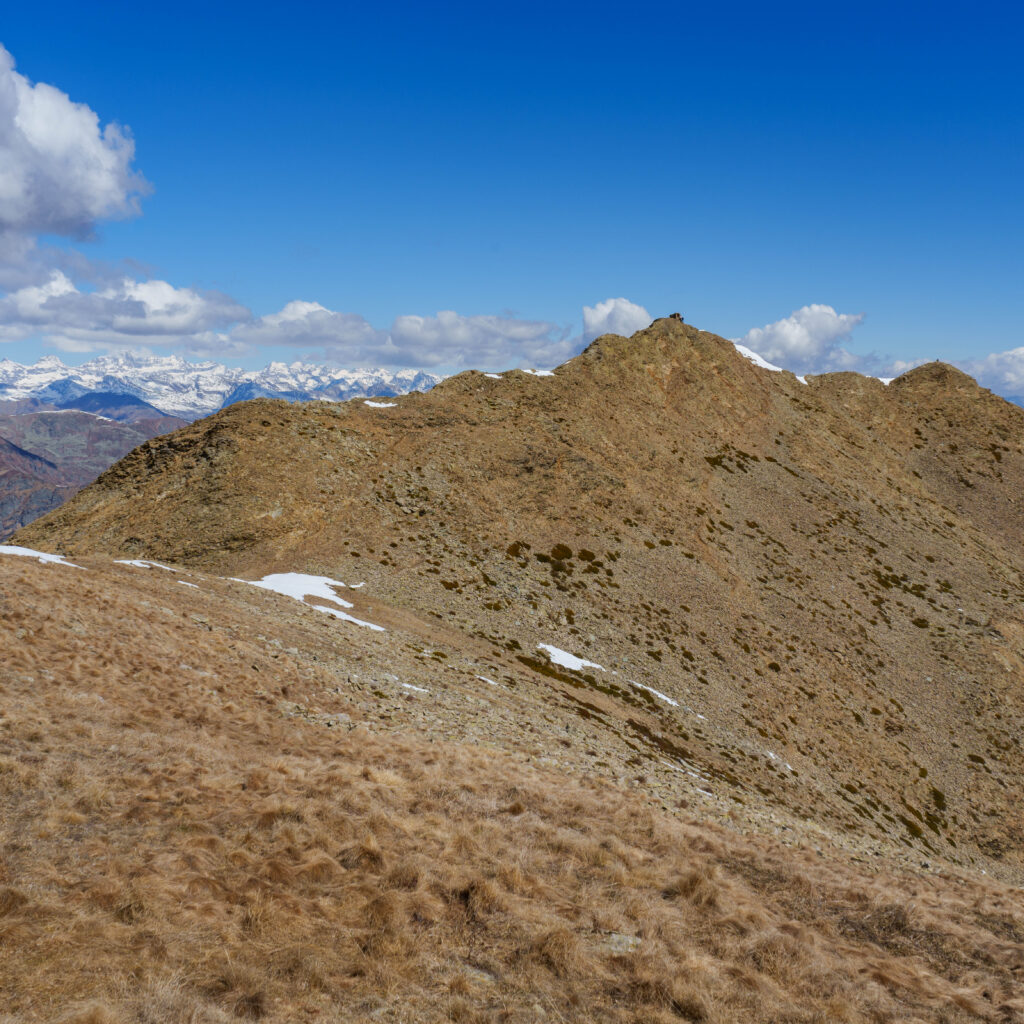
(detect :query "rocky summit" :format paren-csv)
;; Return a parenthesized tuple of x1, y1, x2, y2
(6, 317, 1024, 1023)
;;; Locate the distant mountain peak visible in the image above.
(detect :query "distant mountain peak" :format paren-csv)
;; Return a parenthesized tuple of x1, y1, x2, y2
(0, 355, 444, 419)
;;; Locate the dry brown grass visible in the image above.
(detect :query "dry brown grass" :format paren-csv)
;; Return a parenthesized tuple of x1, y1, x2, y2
(2, 559, 1024, 1023)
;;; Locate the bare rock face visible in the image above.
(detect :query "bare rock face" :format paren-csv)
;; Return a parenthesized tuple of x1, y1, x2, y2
(16, 318, 1024, 877)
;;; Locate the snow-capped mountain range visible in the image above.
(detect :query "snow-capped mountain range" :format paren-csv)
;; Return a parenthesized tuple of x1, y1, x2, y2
(0, 355, 442, 420)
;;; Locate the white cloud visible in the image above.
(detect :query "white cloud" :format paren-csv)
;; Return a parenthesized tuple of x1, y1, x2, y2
(958, 348, 1024, 400)
(0, 46, 647, 374)
(0, 271, 248, 350)
(0, 45, 148, 238)
(390, 310, 576, 368)
(582, 297, 652, 342)
(0, 273, 640, 370)
(739, 304, 865, 374)
(888, 357, 928, 376)
(106, 278, 245, 335)
(229, 304, 578, 369)
(230, 301, 384, 353)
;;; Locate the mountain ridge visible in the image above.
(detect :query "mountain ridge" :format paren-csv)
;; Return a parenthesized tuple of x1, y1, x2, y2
(0, 353, 443, 419)
(7, 316, 1024, 1022)
(18, 317, 1024, 883)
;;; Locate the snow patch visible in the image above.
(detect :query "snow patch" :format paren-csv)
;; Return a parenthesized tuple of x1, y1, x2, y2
(115, 559, 179, 572)
(476, 675, 498, 686)
(734, 343, 809, 384)
(315, 605, 387, 631)
(631, 681, 678, 707)
(765, 750, 796, 772)
(538, 644, 604, 672)
(236, 572, 355, 606)
(178, 581, 199, 589)
(483, 373, 502, 379)
(523, 368, 555, 377)
(0, 545, 83, 568)
(232, 572, 385, 631)
(402, 682, 429, 693)
(47, 408, 115, 422)
(735, 344, 782, 373)
(364, 400, 397, 408)
(734, 344, 896, 389)
(661, 760, 707, 782)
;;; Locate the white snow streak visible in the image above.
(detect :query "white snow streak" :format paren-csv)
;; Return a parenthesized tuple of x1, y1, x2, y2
(538, 644, 604, 672)
(630, 680, 679, 707)
(0, 545, 83, 568)
(734, 344, 785, 373)
(735, 343, 810, 384)
(232, 572, 385, 631)
(364, 400, 397, 408)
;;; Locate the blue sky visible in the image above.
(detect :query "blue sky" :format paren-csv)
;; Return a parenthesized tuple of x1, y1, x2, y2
(0, 1, 1021, 390)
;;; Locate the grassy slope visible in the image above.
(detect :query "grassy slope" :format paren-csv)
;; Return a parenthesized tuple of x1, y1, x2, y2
(15, 321, 1024, 879)
(2, 555, 1023, 1024)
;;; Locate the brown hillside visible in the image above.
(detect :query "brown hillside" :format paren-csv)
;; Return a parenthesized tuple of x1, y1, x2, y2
(15, 318, 1024, 884)
(0, 434, 76, 538)
(0, 408, 188, 538)
(2, 552, 1023, 1023)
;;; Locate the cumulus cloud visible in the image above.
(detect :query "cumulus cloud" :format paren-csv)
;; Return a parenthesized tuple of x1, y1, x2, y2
(1, 273, 642, 370)
(228, 302, 384, 355)
(887, 357, 928, 377)
(389, 310, 577, 368)
(0, 43, 153, 304)
(0, 44, 655, 372)
(739, 304, 866, 374)
(228, 304, 578, 369)
(583, 297, 652, 342)
(0, 271, 248, 350)
(0, 45, 647, 373)
(0, 45, 148, 239)
(958, 348, 1024, 401)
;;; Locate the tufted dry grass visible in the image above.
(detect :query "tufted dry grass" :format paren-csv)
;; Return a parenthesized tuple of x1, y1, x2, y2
(2, 557, 1024, 1023)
